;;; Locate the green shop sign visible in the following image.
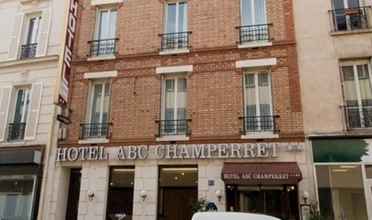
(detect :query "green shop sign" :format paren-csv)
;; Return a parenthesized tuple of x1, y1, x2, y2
(312, 139, 372, 163)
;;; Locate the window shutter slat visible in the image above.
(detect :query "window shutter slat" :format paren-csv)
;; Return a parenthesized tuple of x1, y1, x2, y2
(37, 8, 51, 56)
(8, 13, 24, 60)
(24, 83, 43, 140)
(0, 87, 12, 142)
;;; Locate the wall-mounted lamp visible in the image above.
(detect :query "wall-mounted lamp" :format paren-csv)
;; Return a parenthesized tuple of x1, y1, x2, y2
(140, 190, 147, 201)
(303, 191, 309, 204)
(87, 190, 95, 201)
(215, 190, 222, 202)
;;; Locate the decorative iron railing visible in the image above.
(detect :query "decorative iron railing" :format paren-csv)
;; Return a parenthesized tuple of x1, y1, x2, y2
(156, 119, 191, 137)
(240, 115, 279, 134)
(160, 32, 191, 51)
(20, 43, 37, 59)
(237, 24, 271, 44)
(329, 6, 371, 32)
(80, 123, 112, 139)
(88, 38, 118, 57)
(7, 123, 26, 141)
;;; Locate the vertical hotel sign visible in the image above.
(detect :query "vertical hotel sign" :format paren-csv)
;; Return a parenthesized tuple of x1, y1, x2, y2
(57, 0, 78, 106)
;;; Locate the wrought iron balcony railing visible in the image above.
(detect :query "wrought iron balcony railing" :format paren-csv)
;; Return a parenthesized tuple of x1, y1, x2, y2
(7, 123, 26, 141)
(88, 38, 118, 57)
(156, 119, 191, 137)
(80, 123, 112, 139)
(20, 43, 37, 59)
(160, 32, 191, 51)
(343, 105, 372, 129)
(329, 6, 371, 32)
(240, 115, 279, 134)
(237, 24, 271, 44)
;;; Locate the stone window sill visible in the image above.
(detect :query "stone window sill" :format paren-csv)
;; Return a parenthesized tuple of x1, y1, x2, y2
(330, 28, 372, 36)
(156, 135, 190, 142)
(78, 138, 109, 144)
(159, 48, 190, 56)
(238, 41, 273, 49)
(241, 132, 279, 139)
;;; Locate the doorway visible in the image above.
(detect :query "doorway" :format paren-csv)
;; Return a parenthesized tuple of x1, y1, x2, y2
(226, 185, 299, 220)
(65, 169, 81, 220)
(158, 166, 198, 220)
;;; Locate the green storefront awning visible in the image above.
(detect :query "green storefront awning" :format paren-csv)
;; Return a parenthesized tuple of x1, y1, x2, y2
(312, 139, 369, 163)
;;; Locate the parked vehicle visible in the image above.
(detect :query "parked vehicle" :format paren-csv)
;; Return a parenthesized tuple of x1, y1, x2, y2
(192, 212, 281, 220)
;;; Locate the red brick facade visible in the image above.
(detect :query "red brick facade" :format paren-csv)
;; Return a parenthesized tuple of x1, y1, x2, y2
(62, 0, 304, 146)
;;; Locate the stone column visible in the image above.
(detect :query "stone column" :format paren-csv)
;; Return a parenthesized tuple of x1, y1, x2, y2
(78, 162, 109, 220)
(132, 160, 158, 220)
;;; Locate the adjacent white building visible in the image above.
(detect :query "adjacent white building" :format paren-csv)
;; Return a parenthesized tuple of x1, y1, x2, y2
(0, 0, 67, 219)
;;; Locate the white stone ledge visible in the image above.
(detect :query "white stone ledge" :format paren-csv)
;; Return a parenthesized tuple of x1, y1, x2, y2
(236, 58, 277, 68)
(156, 135, 190, 142)
(159, 48, 190, 55)
(241, 132, 279, 139)
(78, 138, 110, 144)
(87, 55, 116, 61)
(91, 0, 124, 6)
(238, 41, 273, 49)
(84, 70, 118, 79)
(156, 65, 193, 74)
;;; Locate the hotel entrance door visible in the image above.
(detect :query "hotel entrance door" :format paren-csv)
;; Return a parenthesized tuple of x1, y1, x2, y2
(226, 185, 299, 220)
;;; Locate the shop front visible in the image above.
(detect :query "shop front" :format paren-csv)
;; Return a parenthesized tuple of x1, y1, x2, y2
(0, 148, 42, 220)
(53, 142, 314, 220)
(312, 138, 372, 220)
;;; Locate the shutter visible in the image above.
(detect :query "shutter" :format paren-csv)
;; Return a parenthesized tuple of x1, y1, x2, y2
(24, 83, 43, 140)
(37, 8, 51, 56)
(8, 13, 24, 60)
(0, 87, 12, 142)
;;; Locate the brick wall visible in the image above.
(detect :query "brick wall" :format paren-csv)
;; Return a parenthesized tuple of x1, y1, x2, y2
(63, 0, 304, 145)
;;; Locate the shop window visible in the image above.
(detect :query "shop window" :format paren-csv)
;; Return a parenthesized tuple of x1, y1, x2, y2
(158, 166, 197, 220)
(106, 167, 134, 220)
(315, 165, 368, 220)
(366, 165, 372, 178)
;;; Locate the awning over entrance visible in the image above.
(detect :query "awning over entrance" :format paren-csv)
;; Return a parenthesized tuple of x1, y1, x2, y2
(223, 162, 302, 185)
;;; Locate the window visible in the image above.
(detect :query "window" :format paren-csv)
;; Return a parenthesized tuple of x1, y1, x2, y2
(81, 80, 111, 139)
(161, 1, 189, 50)
(331, 0, 369, 32)
(8, 87, 30, 141)
(239, 0, 269, 43)
(341, 62, 372, 128)
(90, 8, 118, 56)
(20, 15, 41, 59)
(243, 72, 275, 133)
(160, 76, 188, 136)
(106, 167, 134, 220)
(315, 165, 368, 220)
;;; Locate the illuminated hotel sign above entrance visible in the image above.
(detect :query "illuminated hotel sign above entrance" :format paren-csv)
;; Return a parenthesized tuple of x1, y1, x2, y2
(56, 142, 304, 162)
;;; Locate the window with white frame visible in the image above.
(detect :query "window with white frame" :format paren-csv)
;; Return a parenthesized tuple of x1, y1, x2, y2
(8, 87, 31, 141)
(161, 76, 187, 136)
(243, 72, 274, 133)
(239, 0, 269, 43)
(20, 14, 42, 59)
(162, 1, 189, 50)
(91, 8, 118, 56)
(83, 80, 111, 139)
(341, 61, 372, 128)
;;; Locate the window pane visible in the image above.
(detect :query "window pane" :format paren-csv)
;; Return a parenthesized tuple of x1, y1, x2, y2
(342, 66, 358, 106)
(98, 11, 110, 39)
(165, 79, 175, 115)
(254, 0, 266, 24)
(91, 84, 103, 123)
(102, 82, 111, 123)
(348, 0, 360, 8)
(27, 16, 41, 44)
(109, 10, 117, 39)
(13, 89, 30, 123)
(179, 2, 187, 32)
(357, 64, 372, 106)
(245, 74, 256, 117)
(316, 165, 368, 220)
(258, 73, 271, 116)
(177, 78, 187, 113)
(166, 3, 177, 33)
(241, 0, 253, 25)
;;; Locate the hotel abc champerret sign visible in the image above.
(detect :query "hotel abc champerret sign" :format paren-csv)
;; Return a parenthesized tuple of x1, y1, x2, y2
(56, 143, 304, 162)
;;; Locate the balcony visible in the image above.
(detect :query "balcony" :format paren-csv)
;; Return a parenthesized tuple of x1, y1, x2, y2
(343, 105, 372, 129)
(88, 38, 118, 58)
(20, 43, 37, 59)
(329, 6, 372, 32)
(240, 115, 279, 138)
(237, 24, 272, 48)
(7, 123, 26, 141)
(79, 123, 112, 140)
(159, 32, 191, 54)
(156, 119, 191, 139)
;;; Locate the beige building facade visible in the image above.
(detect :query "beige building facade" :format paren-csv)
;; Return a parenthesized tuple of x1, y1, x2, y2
(294, 0, 372, 219)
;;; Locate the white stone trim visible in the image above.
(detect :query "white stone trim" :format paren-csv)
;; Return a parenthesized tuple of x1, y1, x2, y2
(156, 65, 193, 74)
(241, 132, 279, 139)
(159, 48, 190, 56)
(238, 41, 273, 49)
(156, 135, 190, 142)
(78, 138, 110, 144)
(236, 58, 277, 68)
(87, 55, 116, 61)
(91, 0, 124, 6)
(84, 70, 118, 79)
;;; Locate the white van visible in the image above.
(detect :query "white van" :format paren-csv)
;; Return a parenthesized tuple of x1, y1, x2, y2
(192, 212, 281, 220)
